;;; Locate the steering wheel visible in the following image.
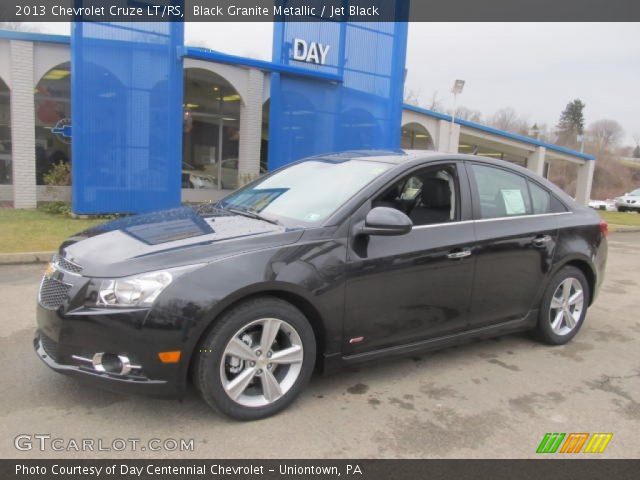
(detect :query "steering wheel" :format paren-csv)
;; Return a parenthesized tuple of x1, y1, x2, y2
(404, 190, 422, 217)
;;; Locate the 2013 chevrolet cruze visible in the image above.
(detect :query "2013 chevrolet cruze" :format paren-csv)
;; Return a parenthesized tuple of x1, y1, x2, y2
(35, 151, 607, 420)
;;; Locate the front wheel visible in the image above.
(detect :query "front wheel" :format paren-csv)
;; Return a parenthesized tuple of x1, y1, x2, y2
(195, 297, 316, 420)
(536, 266, 590, 345)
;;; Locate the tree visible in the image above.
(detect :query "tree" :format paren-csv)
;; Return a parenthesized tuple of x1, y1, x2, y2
(427, 91, 443, 112)
(403, 88, 422, 107)
(403, 89, 444, 112)
(454, 106, 482, 123)
(633, 134, 640, 158)
(556, 99, 586, 147)
(587, 119, 624, 154)
(489, 107, 529, 135)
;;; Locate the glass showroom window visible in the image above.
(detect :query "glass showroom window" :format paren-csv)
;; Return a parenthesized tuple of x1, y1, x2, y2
(35, 62, 72, 186)
(183, 68, 241, 190)
(0, 78, 11, 185)
(401, 123, 434, 150)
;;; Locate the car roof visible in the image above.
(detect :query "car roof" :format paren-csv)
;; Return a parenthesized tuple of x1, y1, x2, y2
(314, 149, 523, 170)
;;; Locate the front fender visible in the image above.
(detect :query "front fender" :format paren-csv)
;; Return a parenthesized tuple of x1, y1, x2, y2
(148, 237, 347, 390)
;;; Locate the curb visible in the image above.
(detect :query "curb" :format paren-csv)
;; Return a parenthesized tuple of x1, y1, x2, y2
(0, 251, 54, 265)
(609, 226, 640, 233)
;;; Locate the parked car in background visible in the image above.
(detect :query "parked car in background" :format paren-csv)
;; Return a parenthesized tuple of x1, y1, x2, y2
(182, 159, 267, 190)
(588, 199, 616, 211)
(35, 151, 608, 420)
(615, 188, 640, 212)
(181, 161, 217, 189)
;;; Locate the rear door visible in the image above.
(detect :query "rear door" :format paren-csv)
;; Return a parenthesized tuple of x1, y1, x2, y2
(466, 162, 563, 328)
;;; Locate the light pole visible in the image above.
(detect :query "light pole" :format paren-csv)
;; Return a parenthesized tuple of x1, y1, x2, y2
(450, 79, 465, 152)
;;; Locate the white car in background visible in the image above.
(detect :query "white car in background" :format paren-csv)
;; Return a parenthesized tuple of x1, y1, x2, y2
(615, 188, 640, 212)
(588, 199, 616, 211)
(182, 159, 239, 190)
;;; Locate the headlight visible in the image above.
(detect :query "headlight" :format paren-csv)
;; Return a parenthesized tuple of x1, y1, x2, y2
(96, 264, 203, 308)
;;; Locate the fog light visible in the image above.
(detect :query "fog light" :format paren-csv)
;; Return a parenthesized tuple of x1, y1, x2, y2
(92, 353, 132, 375)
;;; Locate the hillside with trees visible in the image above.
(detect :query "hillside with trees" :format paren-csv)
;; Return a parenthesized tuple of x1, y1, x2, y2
(404, 90, 640, 200)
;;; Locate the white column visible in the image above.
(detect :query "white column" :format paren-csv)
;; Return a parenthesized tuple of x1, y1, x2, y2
(10, 40, 36, 208)
(527, 146, 546, 176)
(435, 119, 460, 153)
(575, 159, 596, 205)
(237, 68, 264, 187)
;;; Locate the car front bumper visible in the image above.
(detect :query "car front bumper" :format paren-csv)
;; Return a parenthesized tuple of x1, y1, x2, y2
(35, 301, 187, 398)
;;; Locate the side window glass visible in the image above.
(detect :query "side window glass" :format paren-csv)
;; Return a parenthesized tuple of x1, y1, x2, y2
(529, 181, 551, 214)
(471, 164, 531, 219)
(373, 165, 459, 226)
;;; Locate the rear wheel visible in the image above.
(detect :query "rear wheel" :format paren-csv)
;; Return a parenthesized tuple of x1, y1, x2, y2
(195, 297, 316, 420)
(536, 266, 590, 345)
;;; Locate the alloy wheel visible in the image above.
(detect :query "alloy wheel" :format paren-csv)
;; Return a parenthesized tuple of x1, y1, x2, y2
(549, 277, 584, 336)
(219, 318, 304, 407)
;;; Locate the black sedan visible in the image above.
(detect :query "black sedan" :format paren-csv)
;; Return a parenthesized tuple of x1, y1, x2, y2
(35, 151, 608, 420)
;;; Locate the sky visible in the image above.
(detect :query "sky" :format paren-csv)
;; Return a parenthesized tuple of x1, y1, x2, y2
(30, 22, 640, 145)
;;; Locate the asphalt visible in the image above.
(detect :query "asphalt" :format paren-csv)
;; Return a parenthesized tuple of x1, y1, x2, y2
(1, 233, 638, 459)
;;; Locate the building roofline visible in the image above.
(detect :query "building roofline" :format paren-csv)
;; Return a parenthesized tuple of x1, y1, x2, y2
(0, 29, 70, 44)
(403, 104, 596, 161)
(0, 29, 596, 162)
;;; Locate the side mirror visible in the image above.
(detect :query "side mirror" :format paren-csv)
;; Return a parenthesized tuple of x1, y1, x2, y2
(357, 207, 413, 236)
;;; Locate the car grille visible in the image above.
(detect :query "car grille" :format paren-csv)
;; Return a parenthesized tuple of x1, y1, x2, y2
(39, 277, 72, 310)
(52, 253, 82, 274)
(40, 333, 59, 362)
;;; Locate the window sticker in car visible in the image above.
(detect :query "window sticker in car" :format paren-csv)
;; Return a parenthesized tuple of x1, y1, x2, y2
(501, 189, 526, 215)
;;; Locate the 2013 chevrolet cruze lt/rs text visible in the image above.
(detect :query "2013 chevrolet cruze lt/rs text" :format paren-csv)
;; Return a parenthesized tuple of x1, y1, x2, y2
(35, 151, 607, 420)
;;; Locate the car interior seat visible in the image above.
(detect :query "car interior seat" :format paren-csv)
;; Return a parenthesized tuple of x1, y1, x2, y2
(410, 177, 452, 225)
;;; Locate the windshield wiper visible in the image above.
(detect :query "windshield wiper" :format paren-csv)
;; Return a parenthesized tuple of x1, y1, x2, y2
(226, 206, 280, 225)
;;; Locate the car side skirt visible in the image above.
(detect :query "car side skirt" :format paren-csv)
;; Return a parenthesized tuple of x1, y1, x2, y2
(322, 311, 538, 373)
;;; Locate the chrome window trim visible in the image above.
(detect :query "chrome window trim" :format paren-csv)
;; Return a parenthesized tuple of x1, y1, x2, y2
(411, 211, 572, 230)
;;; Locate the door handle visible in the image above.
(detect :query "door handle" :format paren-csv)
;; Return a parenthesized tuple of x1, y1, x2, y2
(447, 249, 472, 260)
(532, 235, 552, 247)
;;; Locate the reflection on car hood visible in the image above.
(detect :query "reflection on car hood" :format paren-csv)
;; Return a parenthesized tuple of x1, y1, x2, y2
(62, 204, 303, 277)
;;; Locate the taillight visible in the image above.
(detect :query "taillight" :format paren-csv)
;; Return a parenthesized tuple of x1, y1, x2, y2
(599, 219, 609, 238)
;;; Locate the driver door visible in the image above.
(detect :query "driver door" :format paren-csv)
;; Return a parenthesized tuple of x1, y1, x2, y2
(343, 162, 477, 356)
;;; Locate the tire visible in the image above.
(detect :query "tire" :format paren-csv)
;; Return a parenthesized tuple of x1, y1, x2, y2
(536, 266, 590, 345)
(194, 297, 316, 420)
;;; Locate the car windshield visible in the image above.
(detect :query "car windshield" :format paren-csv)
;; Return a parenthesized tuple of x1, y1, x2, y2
(630, 188, 640, 196)
(219, 158, 394, 225)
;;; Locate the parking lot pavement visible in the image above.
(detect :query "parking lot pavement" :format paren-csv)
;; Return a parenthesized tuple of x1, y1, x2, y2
(1, 233, 638, 460)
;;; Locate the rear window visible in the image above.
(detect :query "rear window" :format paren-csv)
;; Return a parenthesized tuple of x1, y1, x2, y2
(471, 164, 531, 219)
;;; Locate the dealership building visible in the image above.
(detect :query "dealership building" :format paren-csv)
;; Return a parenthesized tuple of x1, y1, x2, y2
(0, 27, 596, 212)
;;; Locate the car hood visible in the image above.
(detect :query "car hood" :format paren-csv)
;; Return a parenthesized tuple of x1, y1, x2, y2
(61, 205, 304, 278)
